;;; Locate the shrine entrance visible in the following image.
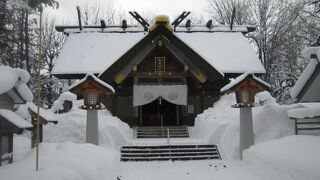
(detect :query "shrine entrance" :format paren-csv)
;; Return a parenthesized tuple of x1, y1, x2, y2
(140, 98, 179, 126)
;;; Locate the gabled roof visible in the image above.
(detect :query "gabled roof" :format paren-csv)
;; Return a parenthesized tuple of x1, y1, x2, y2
(52, 25, 265, 79)
(290, 47, 320, 102)
(69, 73, 115, 98)
(99, 25, 224, 84)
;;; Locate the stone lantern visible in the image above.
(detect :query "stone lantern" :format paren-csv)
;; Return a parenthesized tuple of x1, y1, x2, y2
(69, 73, 114, 145)
(221, 72, 270, 159)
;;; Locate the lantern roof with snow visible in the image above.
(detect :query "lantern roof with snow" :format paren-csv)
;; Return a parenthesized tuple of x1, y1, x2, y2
(221, 72, 270, 94)
(69, 72, 115, 99)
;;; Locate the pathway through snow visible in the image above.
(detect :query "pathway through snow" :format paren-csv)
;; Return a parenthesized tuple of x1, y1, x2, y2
(120, 160, 262, 180)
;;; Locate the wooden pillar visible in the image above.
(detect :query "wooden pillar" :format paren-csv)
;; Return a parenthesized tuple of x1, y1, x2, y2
(0, 125, 2, 166)
(200, 91, 205, 112)
(113, 95, 117, 116)
(9, 134, 13, 163)
(176, 105, 180, 126)
(139, 106, 143, 126)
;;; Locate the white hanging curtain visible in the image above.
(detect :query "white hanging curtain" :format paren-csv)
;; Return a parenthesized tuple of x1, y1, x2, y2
(133, 85, 188, 107)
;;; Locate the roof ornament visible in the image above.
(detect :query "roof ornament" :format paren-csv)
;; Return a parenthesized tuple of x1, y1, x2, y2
(149, 15, 174, 31)
(76, 6, 83, 31)
(230, 7, 236, 30)
(171, 11, 191, 30)
(185, 19, 191, 30)
(129, 11, 150, 31)
(206, 20, 213, 30)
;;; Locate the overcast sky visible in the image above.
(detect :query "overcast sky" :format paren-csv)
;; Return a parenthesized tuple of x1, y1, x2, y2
(45, 0, 209, 25)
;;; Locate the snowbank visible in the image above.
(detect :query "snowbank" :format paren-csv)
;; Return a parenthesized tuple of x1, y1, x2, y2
(193, 92, 297, 159)
(44, 108, 132, 148)
(0, 142, 120, 180)
(244, 135, 320, 180)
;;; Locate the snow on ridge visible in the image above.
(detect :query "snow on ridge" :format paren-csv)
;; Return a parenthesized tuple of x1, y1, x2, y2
(0, 109, 32, 128)
(290, 58, 319, 99)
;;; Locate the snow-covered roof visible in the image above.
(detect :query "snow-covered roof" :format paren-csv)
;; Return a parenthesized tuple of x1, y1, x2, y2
(69, 72, 115, 93)
(52, 32, 146, 75)
(52, 31, 265, 76)
(0, 109, 32, 129)
(290, 47, 320, 99)
(27, 102, 58, 122)
(220, 72, 270, 93)
(287, 103, 320, 119)
(175, 32, 265, 74)
(0, 66, 33, 102)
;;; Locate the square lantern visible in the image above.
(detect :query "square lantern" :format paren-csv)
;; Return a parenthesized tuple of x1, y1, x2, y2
(69, 73, 115, 110)
(221, 73, 270, 108)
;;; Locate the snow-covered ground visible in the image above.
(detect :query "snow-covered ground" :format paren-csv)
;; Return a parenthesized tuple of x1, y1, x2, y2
(2, 91, 320, 180)
(0, 140, 120, 180)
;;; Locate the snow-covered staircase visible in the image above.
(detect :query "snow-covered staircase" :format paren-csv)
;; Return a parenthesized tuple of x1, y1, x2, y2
(136, 126, 189, 138)
(120, 144, 221, 161)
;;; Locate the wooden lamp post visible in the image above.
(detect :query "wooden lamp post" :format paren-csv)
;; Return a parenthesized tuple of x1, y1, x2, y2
(221, 73, 270, 159)
(69, 73, 114, 145)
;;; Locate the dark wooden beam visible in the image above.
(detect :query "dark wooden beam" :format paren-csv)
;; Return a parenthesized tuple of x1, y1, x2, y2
(164, 41, 208, 83)
(114, 40, 157, 84)
(171, 11, 191, 28)
(129, 11, 149, 31)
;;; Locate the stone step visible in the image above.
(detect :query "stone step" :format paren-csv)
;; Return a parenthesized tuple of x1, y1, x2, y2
(121, 155, 221, 161)
(121, 144, 221, 161)
(122, 144, 217, 149)
(136, 126, 189, 138)
(121, 148, 217, 153)
(121, 152, 219, 157)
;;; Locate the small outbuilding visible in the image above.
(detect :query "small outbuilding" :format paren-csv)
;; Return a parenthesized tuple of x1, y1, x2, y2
(0, 66, 33, 166)
(27, 103, 58, 147)
(289, 46, 320, 134)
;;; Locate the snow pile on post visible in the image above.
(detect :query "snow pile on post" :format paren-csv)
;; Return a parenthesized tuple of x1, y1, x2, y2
(0, 66, 33, 102)
(58, 91, 77, 102)
(243, 135, 320, 180)
(51, 91, 77, 113)
(0, 142, 120, 180)
(193, 92, 298, 159)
